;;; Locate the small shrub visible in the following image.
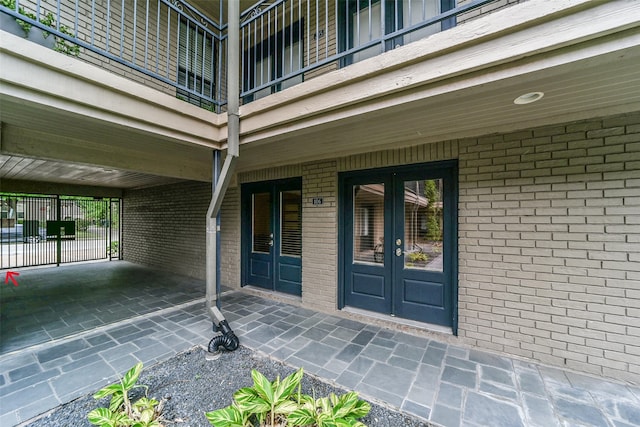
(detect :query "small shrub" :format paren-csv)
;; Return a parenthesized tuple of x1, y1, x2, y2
(205, 368, 370, 427)
(88, 363, 164, 427)
(408, 251, 428, 263)
(1, 0, 36, 35)
(40, 11, 80, 56)
(108, 241, 119, 256)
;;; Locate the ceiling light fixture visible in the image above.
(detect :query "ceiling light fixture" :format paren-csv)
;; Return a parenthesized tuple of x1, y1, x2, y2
(514, 91, 544, 105)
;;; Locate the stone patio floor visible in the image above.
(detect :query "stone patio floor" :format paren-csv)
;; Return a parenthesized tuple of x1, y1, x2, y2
(0, 263, 638, 426)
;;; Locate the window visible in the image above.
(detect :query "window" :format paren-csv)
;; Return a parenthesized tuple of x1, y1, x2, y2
(243, 20, 303, 102)
(280, 190, 302, 257)
(177, 18, 215, 109)
(340, 0, 454, 65)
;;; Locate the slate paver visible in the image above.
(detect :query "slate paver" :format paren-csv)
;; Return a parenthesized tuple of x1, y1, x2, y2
(8, 363, 41, 382)
(432, 404, 461, 427)
(361, 363, 414, 396)
(522, 393, 560, 427)
(422, 346, 446, 366)
(360, 344, 393, 361)
(554, 397, 609, 426)
(336, 370, 363, 389)
(617, 402, 640, 426)
(335, 343, 364, 362)
(1, 382, 55, 415)
(436, 383, 463, 408)
(464, 392, 524, 427)
(393, 343, 425, 361)
(346, 356, 375, 375)
(0, 270, 632, 427)
(401, 400, 431, 420)
(469, 349, 512, 370)
(479, 381, 518, 400)
(293, 342, 337, 367)
(36, 339, 89, 364)
(517, 370, 547, 396)
(352, 330, 376, 346)
(480, 365, 514, 386)
(442, 365, 477, 388)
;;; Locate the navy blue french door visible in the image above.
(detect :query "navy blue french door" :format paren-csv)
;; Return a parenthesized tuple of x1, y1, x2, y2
(241, 178, 302, 296)
(340, 161, 457, 329)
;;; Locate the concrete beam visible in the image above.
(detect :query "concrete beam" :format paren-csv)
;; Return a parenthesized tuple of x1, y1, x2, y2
(0, 178, 123, 198)
(0, 30, 223, 149)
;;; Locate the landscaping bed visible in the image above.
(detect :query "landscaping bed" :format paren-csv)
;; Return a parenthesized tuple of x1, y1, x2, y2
(28, 346, 431, 426)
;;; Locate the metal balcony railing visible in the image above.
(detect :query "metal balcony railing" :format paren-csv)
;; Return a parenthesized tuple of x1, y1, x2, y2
(238, 0, 500, 102)
(1, 0, 224, 111)
(1, 0, 507, 112)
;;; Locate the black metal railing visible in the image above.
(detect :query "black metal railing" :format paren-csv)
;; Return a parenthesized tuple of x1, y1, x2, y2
(1, 0, 506, 110)
(0, 194, 121, 269)
(0, 0, 224, 110)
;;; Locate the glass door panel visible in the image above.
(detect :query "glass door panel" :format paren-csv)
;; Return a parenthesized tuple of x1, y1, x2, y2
(252, 192, 271, 253)
(353, 184, 384, 264)
(403, 179, 444, 271)
(342, 162, 456, 328)
(276, 189, 302, 295)
(243, 179, 302, 296)
(280, 190, 301, 257)
(344, 177, 392, 314)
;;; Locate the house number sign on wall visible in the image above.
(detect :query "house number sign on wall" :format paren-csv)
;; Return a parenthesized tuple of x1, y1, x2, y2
(312, 197, 323, 206)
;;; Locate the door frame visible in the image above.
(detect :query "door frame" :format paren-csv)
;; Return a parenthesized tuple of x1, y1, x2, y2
(241, 177, 303, 296)
(337, 160, 458, 334)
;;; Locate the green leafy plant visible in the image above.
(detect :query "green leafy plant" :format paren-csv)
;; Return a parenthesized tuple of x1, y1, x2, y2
(107, 241, 120, 256)
(40, 11, 80, 56)
(288, 391, 370, 427)
(1, 2, 80, 56)
(1, 0, 36, 35)
(408, 251, 428, 263)
(88, 363, 164, 427)
(205, 368, 371, 427)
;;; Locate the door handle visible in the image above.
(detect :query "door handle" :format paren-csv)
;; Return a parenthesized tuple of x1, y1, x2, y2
(269, 239, 274, 247)
(395, 248, 402, 257)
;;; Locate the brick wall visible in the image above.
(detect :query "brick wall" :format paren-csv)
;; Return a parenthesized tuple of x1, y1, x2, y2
(301, 161, 338, 312)
(220, 186, 240, 288)
(224, 111, 640, 382)
(16, 0, 184, 98)
(123, 181, 210, 280)
(457, 112, 640, 383)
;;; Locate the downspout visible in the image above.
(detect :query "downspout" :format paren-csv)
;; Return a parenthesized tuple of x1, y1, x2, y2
(206, 0, 240, 353)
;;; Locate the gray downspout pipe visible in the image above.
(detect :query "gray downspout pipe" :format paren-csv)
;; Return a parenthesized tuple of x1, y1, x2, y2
(206, 0, 240, 352)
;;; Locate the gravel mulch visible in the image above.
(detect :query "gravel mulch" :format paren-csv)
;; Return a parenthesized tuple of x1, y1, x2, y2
(27, 346, 431, 427)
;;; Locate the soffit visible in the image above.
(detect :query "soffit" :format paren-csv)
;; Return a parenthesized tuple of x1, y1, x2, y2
(189, 1, 262, 25)
(0, 155, 184, 190)
(235, 45, 640, 171)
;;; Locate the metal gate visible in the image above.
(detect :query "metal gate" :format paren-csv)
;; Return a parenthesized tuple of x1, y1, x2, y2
(0, 194, 122, 269)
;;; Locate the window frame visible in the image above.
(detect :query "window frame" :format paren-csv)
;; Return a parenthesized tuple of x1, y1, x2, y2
(177, 17, 216, 109)
(338, 0, 455, 66)
(242, 19, 304, 103)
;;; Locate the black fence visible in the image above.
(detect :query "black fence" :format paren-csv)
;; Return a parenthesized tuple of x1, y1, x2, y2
(0, 194, 121, 269)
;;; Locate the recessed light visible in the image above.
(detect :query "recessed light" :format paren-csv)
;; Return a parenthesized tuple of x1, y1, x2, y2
(514, 92, 544, 105)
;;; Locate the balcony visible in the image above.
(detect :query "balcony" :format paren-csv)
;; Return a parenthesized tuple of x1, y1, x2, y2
(0, 0, 514, 112)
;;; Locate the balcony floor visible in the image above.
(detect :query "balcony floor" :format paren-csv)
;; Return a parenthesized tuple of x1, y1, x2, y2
(0, 263, 638, 426)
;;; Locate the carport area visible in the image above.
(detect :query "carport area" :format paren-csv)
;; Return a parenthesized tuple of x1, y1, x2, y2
(0, 261, 205, 355)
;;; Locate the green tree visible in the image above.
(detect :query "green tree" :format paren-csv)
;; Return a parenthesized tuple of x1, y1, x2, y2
(424, 180, 442, 242)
